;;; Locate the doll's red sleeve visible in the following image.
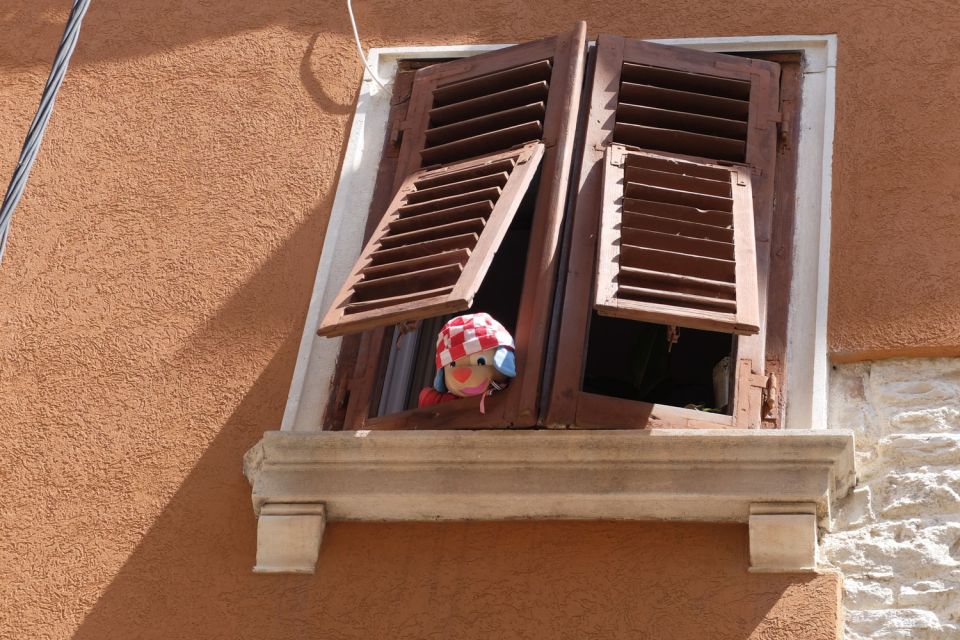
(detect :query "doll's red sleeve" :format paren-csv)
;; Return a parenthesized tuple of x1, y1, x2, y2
(418, 387, 459, 408)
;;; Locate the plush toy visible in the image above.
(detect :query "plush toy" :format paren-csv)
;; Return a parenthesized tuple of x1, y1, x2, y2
(417, 313, 516, 413)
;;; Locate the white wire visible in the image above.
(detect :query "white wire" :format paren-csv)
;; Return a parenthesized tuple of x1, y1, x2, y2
(346, 0, 390, 95)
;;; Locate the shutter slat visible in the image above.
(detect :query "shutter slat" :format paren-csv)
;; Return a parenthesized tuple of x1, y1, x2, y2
(615, 122, 746, 162)
(623, 199, 732, 230)
(619, 266, 736, 299)
(352, 263, 464, 302)
(626, 152, 731, 182)
(425, 102, 546, 147)
(625, 165, 731, 198)
(378, 217, 488, 249)
(414, 159, 516, 190)
(617, 103, 748, 140)
(622, 210, 733, 242)
(619, 82, 749, 120)
(617, 285, 738, 312)
(624, 181, 733, 212)
(621, 227, 734, 261)
(433, 60, 553, 105)
(621, 62, 750, 100)
(369, 233, 479, 266)
(317, 142, 545, 337)
(388, 201, 494, 235)
(397, 187, 502, 218)
(420, 121, 543, 165)
(343, 287, 455, 315)
(428, 81, 549, 126)
(362, 249, 472, 281)
(620, 244, 736, 282)
(405, 172, 509, 204)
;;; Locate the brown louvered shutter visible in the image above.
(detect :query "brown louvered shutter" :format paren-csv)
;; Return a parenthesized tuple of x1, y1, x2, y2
(395, 33, 572, 180)
(590, 36, 777, 334)
(331, 25, 586, 430)
(317, 142, 544, 337)
(595, 145, 760, 334)
(548, 34, 780, 428)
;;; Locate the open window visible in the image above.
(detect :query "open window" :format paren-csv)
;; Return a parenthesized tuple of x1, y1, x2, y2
(318, 28, 798, 431)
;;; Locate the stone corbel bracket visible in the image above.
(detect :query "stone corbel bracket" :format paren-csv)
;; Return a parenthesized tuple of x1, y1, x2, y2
(244, 429, 855, 574)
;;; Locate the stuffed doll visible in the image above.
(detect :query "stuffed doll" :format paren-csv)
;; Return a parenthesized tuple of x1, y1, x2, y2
(417, 313, 516, 413)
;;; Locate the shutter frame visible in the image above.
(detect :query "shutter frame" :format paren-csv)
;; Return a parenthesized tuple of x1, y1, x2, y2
(317, 142, 545, 337)
(547, 34, 781, 429)
(594, 145, 760, 335)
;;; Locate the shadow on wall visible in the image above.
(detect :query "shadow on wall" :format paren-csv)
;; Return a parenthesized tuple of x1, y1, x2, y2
(60, 194, 838, 640)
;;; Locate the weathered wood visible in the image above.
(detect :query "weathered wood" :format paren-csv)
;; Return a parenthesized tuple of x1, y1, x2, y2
(425, 103, 546, 146)
(574, 392, 737, 429)
(421, 121, 543, 165)
(317, 143, 543, 338)
(547, 34, 779, 429)
(347, 25, 587, 430)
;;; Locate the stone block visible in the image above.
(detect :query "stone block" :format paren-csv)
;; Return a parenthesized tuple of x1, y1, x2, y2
(253, 503, 326, 574)
(879, 469, 960, 517)
(847, 608, 948, 639)
(749, 506, 817, 572)
(879, 434, 960, 467)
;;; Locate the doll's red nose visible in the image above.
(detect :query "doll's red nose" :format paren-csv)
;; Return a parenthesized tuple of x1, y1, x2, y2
(452, 367, 472, 383)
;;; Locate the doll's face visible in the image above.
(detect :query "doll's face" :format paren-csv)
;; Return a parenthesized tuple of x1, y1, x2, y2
(443, 347, 507, 397)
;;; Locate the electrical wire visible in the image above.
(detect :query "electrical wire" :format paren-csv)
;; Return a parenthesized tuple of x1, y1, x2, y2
(0, 0, 91, 264)
(346, 0, 390, 95)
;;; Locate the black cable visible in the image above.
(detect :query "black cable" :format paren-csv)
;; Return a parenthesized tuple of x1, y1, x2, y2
(0, 0, 91, 262)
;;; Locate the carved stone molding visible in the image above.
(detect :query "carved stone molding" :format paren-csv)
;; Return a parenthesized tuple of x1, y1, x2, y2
(244, 429, 855, 573)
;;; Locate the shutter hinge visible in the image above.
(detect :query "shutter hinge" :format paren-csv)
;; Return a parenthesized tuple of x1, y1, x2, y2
(734, 359, 775, 428)
(777, 103, 795, 148)
(762, 372, 780, 424)
(608, 144, 626, 167)
(390, 118, 412, 148)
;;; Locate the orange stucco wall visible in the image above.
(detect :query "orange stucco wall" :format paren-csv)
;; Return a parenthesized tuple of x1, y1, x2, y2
(4, 0, 957, 637)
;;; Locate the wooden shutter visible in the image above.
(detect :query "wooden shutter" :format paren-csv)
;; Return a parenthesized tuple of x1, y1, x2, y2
(317, 142, 544, 337)
(333, 25, 586, 430)
(395, 28, 582, 180)
(547, 34, 780, 428)
(595, 145, 760, 334)
(587, 36, 778, 335)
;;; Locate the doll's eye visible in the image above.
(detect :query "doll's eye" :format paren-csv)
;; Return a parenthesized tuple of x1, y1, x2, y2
(476, 357, 487, 366)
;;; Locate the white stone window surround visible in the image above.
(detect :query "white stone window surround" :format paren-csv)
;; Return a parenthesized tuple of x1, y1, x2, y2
(280, 35, 839, 434)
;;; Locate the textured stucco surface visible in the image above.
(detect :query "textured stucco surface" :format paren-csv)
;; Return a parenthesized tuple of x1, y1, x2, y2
(2, 0, 956, 637)
(824, 359, 960, 638)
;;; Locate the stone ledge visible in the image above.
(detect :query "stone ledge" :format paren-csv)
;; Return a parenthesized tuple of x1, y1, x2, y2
(244, 429, 855, 572)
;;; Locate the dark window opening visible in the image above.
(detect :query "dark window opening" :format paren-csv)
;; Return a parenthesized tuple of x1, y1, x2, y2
(582, 314, 734, 414)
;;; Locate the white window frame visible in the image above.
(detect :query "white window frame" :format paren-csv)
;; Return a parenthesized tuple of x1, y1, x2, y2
(280, 35, 838, 433)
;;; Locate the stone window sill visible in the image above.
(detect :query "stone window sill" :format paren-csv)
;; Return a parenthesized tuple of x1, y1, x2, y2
(244, 429, 855, 574)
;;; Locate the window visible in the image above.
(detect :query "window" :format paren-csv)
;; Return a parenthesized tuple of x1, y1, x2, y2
(293, 28, 829, 433)
(250, 31, 844, 575)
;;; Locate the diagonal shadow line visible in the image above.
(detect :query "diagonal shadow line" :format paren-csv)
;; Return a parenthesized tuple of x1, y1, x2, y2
(67, 206, 838, 639)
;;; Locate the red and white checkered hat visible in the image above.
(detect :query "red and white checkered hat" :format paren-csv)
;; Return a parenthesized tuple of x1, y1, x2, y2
(435, 313, 514, 369)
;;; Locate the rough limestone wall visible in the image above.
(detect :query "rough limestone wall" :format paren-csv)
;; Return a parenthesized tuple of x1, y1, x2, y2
(823, 359, 960, 638)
